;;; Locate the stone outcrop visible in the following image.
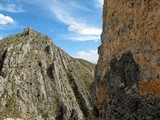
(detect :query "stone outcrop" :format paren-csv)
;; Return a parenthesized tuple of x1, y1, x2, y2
(94, 0, 160, 119)
(0, 27, 95, 120)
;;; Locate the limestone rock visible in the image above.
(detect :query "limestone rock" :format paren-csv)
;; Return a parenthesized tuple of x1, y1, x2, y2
(94, 0, 160, 119)
(0, 28, 95, 120)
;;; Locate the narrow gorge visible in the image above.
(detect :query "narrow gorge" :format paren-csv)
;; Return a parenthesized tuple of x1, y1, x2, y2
(0, 0, 160, 120)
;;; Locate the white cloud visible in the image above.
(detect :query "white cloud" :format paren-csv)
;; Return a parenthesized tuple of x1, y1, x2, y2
(21, 0, 102, 41)
(78, 27, 101, 35)
(68, 25, 101, 36)
(0, 14, 16, 30)
(0, 14, 13, 25)
(74, 49, 98, 63)
(0, 4, 25, 13)
(67, 1, 92, 12)
(67, 35, 100, 42)
(44, 0, 102, 41)
(96, 0, 104, 7)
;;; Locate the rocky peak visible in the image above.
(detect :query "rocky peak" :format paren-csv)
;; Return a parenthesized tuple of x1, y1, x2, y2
(0, 28, 95, 120)
(23, 27, 46, 39)
(23, 27, 33, 35)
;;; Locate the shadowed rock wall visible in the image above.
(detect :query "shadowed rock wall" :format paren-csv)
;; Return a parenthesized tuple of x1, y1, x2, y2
(94, 0, 160, 119)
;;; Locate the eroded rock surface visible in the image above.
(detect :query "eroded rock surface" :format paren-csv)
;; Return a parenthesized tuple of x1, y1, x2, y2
(94, 0, 160, 119)
(0, 27, 95, 120)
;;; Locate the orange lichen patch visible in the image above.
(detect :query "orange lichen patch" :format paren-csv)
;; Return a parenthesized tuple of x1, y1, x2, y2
(96, 83, 107, 109)
(139, 77, 160, 98)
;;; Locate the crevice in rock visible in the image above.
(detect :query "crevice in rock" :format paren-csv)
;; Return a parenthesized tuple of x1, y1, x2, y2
(44, 45, 50, 54)
(0, 50, 7, 76)
(67, 72, 90, 118)
(55, 106, 63, 120)
(47, 63, 54, 79)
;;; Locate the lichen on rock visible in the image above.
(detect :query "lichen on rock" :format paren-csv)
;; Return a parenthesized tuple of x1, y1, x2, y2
(94, 0, 160, 119)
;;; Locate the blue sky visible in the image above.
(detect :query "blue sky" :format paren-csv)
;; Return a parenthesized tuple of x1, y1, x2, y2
(0, 0, 103, 63)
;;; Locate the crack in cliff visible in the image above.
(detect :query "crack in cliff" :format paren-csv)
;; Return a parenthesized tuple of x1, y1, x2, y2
(67, 72, 90, 118)
(0, 50, 7, 77)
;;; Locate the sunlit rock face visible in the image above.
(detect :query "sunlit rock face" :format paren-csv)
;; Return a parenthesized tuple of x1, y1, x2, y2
(0, 27, 95, 120)
(94, 0, 160, 119)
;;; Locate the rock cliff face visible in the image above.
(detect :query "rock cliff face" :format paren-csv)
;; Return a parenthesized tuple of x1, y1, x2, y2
(0, 28, 95, 120)
(95, 0, 160, 119)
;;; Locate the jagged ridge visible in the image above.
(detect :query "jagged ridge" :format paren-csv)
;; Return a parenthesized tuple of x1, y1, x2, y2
(0, 27, 95, 120)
